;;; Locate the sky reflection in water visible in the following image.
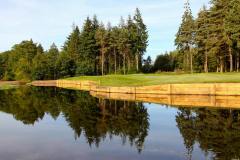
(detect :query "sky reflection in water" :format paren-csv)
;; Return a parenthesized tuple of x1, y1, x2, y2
(0, 87, 239, 160)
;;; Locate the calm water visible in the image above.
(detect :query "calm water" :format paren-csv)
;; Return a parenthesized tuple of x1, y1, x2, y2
(0, 87, 239, 160)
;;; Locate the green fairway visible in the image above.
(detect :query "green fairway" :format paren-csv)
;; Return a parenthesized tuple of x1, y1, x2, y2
(65, 73, 240, 87)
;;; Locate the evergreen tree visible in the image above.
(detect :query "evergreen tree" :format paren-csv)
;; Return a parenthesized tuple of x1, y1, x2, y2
(126, 15, 136, 73)
(175, 0, 195, 73)
(118, 17, 129, 75)
(208, 0, 230, 72)
(63, 25, 81, 61)
(77, 17, 96, 75)
(109, 26, 120, 74)
(142, 56, 153, 73)
(47, 43, 59, 79)
(56, 52, 76, 78)
(95, 23, 108, 75)
(195, 6, 210, 73)
(225, 0, 240, 72)
(92, 15, 101, 75)
(32, 53, 48, 80)
(133, 8, 148, 72)
(37, 44, 44, 55)
(105, 22, 114, 74)
(154, 53, 173, 72)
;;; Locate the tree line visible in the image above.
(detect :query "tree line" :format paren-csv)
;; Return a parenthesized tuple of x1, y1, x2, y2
(0, 8, 148, 80)
(154, 0, 240, 73)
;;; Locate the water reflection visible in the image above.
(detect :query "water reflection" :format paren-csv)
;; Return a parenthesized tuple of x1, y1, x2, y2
(1, 87, 240, 159)
(176, 107, 240, 160)
(0, 87, 149, 152)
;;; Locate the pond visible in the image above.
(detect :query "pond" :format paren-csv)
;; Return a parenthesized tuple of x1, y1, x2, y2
(0, 86, 239, 160)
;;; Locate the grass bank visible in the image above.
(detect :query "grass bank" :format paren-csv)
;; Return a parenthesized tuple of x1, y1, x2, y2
(65, 73, 240, 87)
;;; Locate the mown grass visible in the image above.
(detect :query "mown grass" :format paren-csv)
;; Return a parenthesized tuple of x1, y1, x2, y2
(65, 73, 240, 87)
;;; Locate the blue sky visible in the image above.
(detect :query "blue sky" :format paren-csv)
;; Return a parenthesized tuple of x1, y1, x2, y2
(0, 0, 210, 59)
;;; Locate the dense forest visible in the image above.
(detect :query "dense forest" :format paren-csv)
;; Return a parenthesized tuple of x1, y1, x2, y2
(0, 8, 148, 80)
(154, 0, 240, 73)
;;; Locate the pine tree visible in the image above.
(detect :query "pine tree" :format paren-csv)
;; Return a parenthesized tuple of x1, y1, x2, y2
(175, 0, 195, 73)
(47, 43, 59, 79)
(95, 23, 108, 75)
(106, 22, 113, 74)
(63, 25, 81, 61)
(92, 15, 101, 74)
(37, 44, 44, 55)
(225, 0, 240, 72)
(32, 53, 48, 80)
(77, 17, 97, 75)
(56, 51, 76, 78)
(142, 56, 153, 73)
(195, 6, 210, 73)
(133, 8, 148, 72)
(126, 15, 136, 73)
(118, 17, 129, 75)
(208, 0, 230, 72)
(109, 26, 120, 74)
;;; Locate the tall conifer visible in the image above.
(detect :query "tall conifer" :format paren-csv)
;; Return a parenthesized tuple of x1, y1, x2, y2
(133, 8, 148, 72)
(175, 0, 195, 73)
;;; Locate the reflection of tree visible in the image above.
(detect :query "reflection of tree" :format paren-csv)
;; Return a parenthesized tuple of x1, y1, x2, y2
(0, 87, 149, 152)
(176, 108, 196, 160)
(176, 107, 240, 160)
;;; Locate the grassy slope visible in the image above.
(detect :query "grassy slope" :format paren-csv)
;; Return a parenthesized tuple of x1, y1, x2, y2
(65, 73, 240, 87)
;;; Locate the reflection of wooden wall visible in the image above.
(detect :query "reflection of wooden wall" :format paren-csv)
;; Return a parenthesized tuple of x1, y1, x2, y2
(90, 92, 240, 109)
(55, 80, 240, 96)
(0, 81, 27, 86)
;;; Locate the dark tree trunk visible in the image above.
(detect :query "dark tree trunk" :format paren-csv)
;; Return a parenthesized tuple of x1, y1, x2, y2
(186, 53, 189, 72)
(114, 48, 117, 74)
(220, 56, 224, 73)
(128, 56, 131, 73)
(136, 53, 139, 72)
(229, 47, 233, 72)
(204, 51, 208, 73)
(237, 52, 239, 72)
(123, 53, 126, 75)
(118, 55, 121, 72)
(101, 49, 104, 76)
(190, 51, 193, 74)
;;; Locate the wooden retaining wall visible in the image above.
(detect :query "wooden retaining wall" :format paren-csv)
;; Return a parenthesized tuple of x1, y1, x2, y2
(31, 80, 57, 87)
(55, 80, 240, 96)
(56, 80, 99, 91)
